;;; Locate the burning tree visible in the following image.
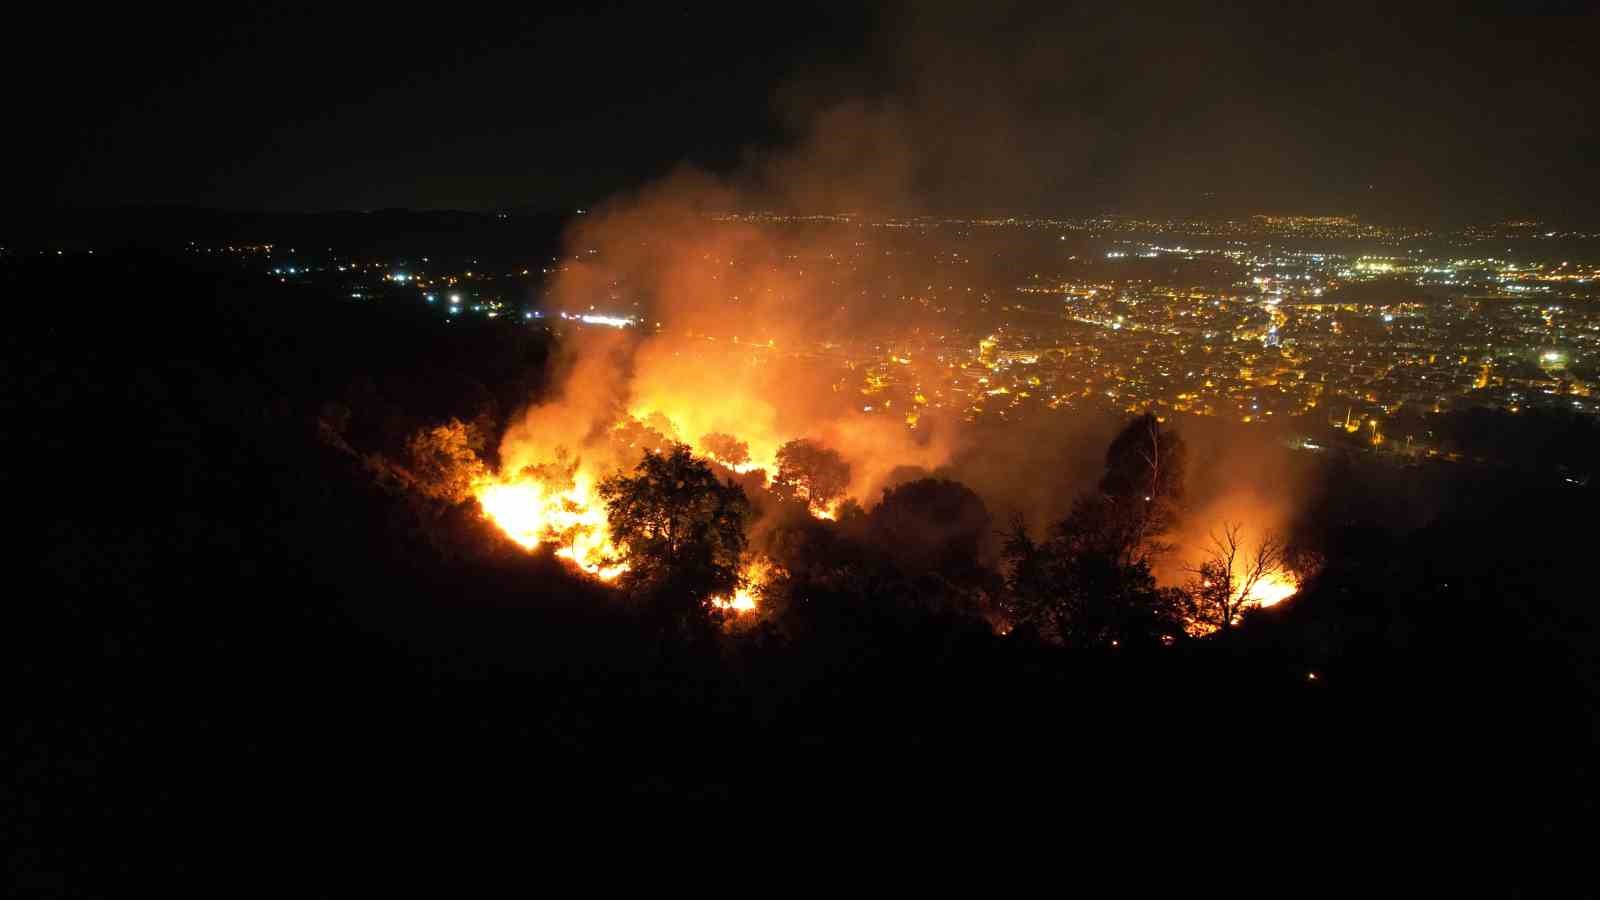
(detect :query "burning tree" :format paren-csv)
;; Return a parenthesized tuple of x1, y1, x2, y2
(773, 439, 851, 511)
(406, 419, 487, 503)
(699, 432, 751, 468)
(598, 443, 750, 626)
(1182, 522, 1287, 636)
(611, 415, 678, 463)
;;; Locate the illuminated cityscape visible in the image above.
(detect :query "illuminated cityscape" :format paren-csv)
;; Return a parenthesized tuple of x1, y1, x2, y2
(188, 211, 1599, 469)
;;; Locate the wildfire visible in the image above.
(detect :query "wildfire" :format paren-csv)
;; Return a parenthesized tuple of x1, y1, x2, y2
(712, 558, 771, 614)
(1184, 565, 1301, 637)
(655, 414, 782, 485)
(473, 471, 627, 580)
(728, 459, 777, 479)
(474, 361, 857, 586)
(1245, 570, 1299, 608)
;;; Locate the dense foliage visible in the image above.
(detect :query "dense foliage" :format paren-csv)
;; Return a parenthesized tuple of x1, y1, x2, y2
(599, 444, 751, 629)
(773, 438, 852, 509)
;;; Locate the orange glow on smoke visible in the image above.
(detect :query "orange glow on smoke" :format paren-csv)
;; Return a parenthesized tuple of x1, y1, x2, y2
(627, 401, 783, 484)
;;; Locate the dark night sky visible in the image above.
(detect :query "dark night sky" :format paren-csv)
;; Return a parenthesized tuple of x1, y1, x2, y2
(13, 1, 1599, 221)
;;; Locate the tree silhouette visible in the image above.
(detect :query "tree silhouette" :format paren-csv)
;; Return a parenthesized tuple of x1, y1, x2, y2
(774, 439, 851, 510)
(1002, 511, 1179, 648)
(1098, 413, 1186, 565)
(598, 443, 750, 627)
(867, 478, 991, 583)
(998, 416, 1191, 645)
(1182, 522, 1285, 635)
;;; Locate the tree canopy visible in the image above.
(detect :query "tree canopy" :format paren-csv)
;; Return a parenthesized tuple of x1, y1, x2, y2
(1000, 414, 1192, 645)
(598, 443, 750, 626)
(1003, 513, 1182, 648)
(774, 439, 851, 510)
(867, 478, 992, 582)
(405, 419, 487, 503)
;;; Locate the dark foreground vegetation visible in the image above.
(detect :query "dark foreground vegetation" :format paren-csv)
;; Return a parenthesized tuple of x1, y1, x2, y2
(7, 252, 1595, 891)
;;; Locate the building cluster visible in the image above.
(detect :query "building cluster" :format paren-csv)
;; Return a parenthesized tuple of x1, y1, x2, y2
(201, 212, 1598, 460)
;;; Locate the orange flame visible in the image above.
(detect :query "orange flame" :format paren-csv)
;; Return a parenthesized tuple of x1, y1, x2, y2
(480, 390, 850, 581)
(811, 499, 841, 520)
(1245, 570, 1298, 609)
(473, 471, 627, 580)
(711, 558, 771, 614)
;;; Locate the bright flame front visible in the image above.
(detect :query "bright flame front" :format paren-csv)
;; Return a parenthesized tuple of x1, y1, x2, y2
(1245, 570, 1298, 608)
(473, 472, 627, 580)
(712, 558, 771, 614)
